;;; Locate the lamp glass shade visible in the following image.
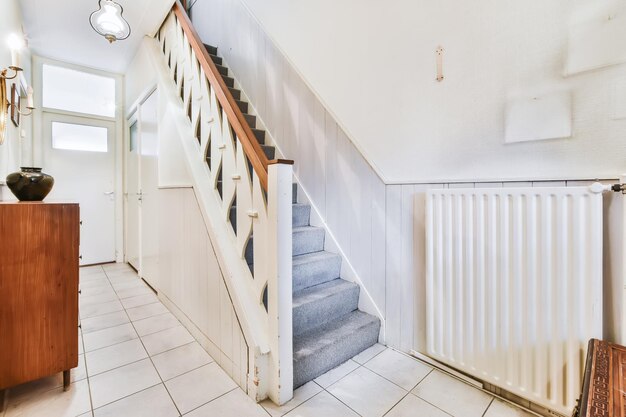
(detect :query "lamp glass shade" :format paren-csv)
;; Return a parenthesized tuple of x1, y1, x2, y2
(89, 0, 131, 43)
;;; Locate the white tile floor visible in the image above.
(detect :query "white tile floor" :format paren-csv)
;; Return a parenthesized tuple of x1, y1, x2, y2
(0, 263, 537, 417)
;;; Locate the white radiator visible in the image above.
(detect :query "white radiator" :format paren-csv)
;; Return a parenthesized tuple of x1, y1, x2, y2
(425, 185, 603, 416)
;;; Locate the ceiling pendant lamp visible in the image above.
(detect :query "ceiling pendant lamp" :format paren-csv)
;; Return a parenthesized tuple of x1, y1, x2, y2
(89, 0, 131, 43)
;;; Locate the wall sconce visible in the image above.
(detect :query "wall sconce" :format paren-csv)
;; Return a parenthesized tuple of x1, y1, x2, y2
(1, 34, 34, 145)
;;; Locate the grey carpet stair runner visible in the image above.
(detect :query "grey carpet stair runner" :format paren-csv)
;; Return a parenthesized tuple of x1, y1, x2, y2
(203, 43, 381, 389)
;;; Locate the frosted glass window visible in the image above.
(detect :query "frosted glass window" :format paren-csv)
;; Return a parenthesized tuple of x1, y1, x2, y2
(129, 121, 138, 151)
(52, 122, 108, 153)
(43, 64, 116, 117)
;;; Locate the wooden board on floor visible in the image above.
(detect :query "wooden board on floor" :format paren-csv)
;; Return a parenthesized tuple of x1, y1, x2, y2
(576, 339, 626, 417)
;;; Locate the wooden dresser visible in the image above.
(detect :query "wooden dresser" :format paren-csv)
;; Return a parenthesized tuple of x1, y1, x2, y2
(577, 339, 626, 417)
(0, 202, 80, 397)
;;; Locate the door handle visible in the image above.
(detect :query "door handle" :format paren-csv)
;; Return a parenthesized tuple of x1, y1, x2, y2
(103, 191, 114, 195)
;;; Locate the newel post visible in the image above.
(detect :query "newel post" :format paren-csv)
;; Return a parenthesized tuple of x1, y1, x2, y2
(267, 163, 293, 405)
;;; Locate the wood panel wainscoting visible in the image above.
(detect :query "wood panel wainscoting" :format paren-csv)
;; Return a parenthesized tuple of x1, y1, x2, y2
(0, 202, 80, 409)
(576, 339, 626, 417)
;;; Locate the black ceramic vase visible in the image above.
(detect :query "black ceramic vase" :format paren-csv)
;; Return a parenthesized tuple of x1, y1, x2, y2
(6, 167, 55, 201)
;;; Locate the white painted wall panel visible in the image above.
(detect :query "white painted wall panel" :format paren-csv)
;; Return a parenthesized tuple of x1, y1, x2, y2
(158, 187, 249, 391)
(385, 185, 402, 348)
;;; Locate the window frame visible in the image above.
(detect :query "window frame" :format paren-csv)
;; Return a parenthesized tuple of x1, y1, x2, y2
(41, 63, 117, 119)
(50, 119, 111, 153)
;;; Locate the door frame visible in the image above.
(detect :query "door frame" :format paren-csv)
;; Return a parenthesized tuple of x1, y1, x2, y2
(124, 85, 157, 271)
(32, 55, 125, 263)
(41, 112, 117, 265)
(125, 110, 140, 271)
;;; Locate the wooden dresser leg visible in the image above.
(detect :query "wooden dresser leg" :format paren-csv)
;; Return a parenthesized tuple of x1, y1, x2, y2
(63, 370, 71, 391)
(0, 388, 7, 412)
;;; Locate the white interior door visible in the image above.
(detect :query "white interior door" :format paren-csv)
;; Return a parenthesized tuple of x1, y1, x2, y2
(124, 89, 159, 286)
(43, 113, 116, 265)
(126, 116, 140, 270)
(139, 90, 159, 288)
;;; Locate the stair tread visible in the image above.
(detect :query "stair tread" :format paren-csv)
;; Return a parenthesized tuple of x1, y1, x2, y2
(293, 250, 341, 266)
(293, 225, 322, 233)
(294, 310, 379, 358)
(293, 278, 357, 308)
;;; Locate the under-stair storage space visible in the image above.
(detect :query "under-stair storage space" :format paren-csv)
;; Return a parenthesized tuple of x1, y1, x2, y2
(0, 202, 80, 394)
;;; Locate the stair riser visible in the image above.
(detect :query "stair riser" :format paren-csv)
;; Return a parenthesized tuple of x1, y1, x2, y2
(204, 44, 218, 55)
(236, 100, 248, 113)
(215, 65, 228, 76)
(244, 114, 256, 128)
(293, 255, 341, 292)
(293, 285, 359, 337)
(252, 129, 265, 145)
(262, 145, 276, 160)
(293, 321, 380, 388)
(292, 204, 310, 227)
(228, 88, 241, 100)
(293, 229, 324, 256)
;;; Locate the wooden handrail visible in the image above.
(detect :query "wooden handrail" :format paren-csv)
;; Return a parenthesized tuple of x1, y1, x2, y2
(172, 1, 293, 191)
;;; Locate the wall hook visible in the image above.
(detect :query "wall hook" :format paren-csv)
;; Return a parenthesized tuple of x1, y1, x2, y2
(436, 46, 444, 82)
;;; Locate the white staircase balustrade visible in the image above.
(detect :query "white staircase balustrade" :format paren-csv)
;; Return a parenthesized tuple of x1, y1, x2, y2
(157, 8, 294, 405)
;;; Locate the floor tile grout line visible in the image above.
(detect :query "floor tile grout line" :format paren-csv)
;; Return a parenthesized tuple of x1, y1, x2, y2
(319, 386, 365, 417)
(317, 358, 409, 417)
(85, 268, 166, 414)
(320, 345, 387, 391)
(90, 382, 163, 413)
(315, 349, 457, 417)
(481, 397, 495, 417)
(358, 348, 499, 417)
(405, 391, 456, 417)
(360, 358, 432, 393)
(81, 320, 132, 336)
(79, 307, 126, 322)
(82, 330, 97, 416)
(115, 273, 185, 417)
(380, 391, 412, 417)
(83, 327, 206, 368)
(80, 266, 103, 416)
(84, 268, 181, 414)
(82, 310, 178, 340)
(152, 353, 215, 383)
(179, 386, 239, 416)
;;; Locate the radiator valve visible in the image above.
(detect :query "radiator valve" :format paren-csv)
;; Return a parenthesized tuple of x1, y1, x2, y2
(611, 183, 626, 194)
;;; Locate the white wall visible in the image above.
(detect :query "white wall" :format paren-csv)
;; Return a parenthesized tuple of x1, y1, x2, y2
(193, 0, 626, 184)
(125, 40, 157, 110)
(0, 0, 32, 198)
